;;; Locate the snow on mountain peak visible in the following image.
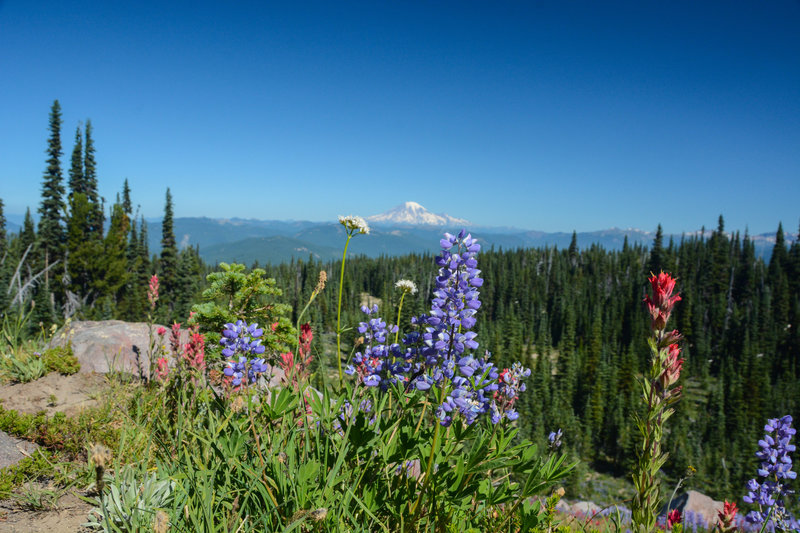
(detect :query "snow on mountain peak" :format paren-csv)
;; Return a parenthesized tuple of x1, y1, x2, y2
(367, 201, 471, 227)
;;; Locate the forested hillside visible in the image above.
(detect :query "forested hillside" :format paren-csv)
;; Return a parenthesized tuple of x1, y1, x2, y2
(262, 219, 800, 500)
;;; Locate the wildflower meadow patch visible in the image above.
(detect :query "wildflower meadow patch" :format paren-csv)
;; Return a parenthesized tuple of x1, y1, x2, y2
(2, 217, 799, 532)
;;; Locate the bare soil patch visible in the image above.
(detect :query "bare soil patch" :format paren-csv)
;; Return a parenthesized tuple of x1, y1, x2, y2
(0, 488, 92, 533)
(0, 372, 108, 417)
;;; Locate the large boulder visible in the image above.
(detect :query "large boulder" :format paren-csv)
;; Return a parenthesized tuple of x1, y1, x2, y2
(50, 320, 287, 387)
(50, 320, 186, 378)
(663, 490, 723, 528)
(571, 500, 601, 517)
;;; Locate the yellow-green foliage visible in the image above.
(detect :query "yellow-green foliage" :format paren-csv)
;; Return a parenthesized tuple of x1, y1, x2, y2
(41, 344, 80, 375)
(0, 404, 117, 459)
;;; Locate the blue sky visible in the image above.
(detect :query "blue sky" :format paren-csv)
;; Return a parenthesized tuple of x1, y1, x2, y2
(1, 1, 798, 234)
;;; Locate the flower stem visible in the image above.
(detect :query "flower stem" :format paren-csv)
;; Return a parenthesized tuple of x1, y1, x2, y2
(336, 234, 352, 383)
(394, 291, 406, 345)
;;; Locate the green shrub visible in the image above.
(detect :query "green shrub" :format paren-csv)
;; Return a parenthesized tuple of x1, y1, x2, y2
(0, 351, 46, 383)
(41, 344, 80, 375)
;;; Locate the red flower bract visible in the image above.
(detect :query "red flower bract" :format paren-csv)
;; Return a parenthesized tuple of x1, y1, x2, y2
(644, 272, 681, 330)
(717, 500, 738, 528)
(660, 343, 684, 390)
(667, 509, 681, 528)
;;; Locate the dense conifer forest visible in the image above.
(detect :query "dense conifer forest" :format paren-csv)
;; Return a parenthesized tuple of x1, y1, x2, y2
(262, 220, 800, 500)
(2, 101, 798, 503)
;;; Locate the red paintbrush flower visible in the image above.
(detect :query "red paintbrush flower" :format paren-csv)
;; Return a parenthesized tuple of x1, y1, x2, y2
(667, 509, 681, 528)
(644, 272, 681, 330)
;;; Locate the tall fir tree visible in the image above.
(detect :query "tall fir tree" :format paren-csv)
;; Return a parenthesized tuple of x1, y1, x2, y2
(648, 223, 665, 274)
(68, 125, 84, 196)
(37, 99, 66, 292)
(92, 200, 129, 318)
(20, 208, 36, 254)
(83, 120, 103, 238)
(158, 188, 178, 319)
(121, 178, 133, 216)
(65, 192, 103, 310)
(173, 245, 203, 321)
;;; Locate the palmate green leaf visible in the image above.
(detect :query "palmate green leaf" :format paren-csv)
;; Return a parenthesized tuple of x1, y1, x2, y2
(261, 387, 298, 420)
(297, 460, 321, 486)
(521, 451, 575, 498)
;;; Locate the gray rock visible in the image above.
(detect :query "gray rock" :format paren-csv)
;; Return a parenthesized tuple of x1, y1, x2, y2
(0, 430, 38, 469)
(571, 500, 601, 517)
(663, 490, 723, 527)
(50, 320, 187, 378)
(555, 499, 572, 514)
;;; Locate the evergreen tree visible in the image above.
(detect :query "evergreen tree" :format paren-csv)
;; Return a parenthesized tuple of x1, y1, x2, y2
(20, 208, 36, 254)
(158, 188, 178, 319)
(83, 120, 103, 238)
(648, 224, 665, 274)
(92, 201, 129, 317)
(121, 178, 133, 216)
(174, 245, 204, 320)
(37, 99, 66, 291)
(68, 125, 84, 196)
(66, 192, 96, 302)
(568, 231, 578, 267)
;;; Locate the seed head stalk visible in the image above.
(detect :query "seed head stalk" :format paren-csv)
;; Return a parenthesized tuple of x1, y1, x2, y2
(336, 235, 351, 382)
(336, 216, 369, 383)
(394, 290, 406, 345)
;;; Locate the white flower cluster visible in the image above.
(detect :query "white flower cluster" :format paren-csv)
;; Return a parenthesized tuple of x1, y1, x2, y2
(338, 215, 370, 235)
(395, 279, 418, 294)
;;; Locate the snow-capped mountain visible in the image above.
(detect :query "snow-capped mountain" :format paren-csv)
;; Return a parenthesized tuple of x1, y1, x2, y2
(366, 201, 471, 227)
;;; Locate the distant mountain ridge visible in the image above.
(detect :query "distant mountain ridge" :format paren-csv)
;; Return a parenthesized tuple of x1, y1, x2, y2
(3, 204, 793, 265)
(131, 201, 793, 265)
(366, 201, 471, 227)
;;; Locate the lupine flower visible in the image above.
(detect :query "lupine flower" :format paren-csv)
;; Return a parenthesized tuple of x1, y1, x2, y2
(147, 274, 159, 310)
(395, 279, 418, 294)
(346, 230, 530, 428)
(492, 362, 531, 422)
(220, 320, 269, 388)
(338, 215, 370, 235)
(548, 429, 563, 450)
(644, 272, 681, 331)
(395, 460, 417, 477)
(743, 415, 797, 529)
(220, 320, 266, 358)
